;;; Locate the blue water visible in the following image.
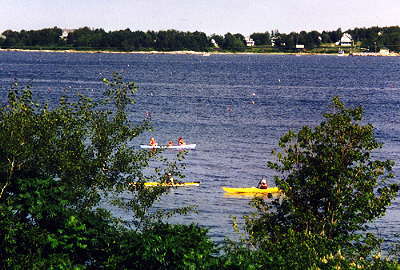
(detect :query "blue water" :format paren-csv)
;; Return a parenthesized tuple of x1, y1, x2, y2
(0, 51, 399, 245)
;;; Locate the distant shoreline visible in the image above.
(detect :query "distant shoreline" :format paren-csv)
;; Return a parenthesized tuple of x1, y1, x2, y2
(0, 48, 328, 55)
(0, 48, 398, 57)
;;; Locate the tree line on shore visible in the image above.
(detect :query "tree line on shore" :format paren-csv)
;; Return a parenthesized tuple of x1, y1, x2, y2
(0, 74, 399, 269)
(0, 25, 399, 52)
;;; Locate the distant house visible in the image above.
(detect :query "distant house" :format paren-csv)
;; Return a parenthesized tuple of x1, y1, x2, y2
(271, 36, 278, 47)
(210, 39, 219, 48)
(271, 36, 286, 47)
(245, 36, 255, 47)
(295, 44, 305, 49)
(379, 48, 390, 55)
(60, 29, 75, 40)
(338, 33, 353, 47)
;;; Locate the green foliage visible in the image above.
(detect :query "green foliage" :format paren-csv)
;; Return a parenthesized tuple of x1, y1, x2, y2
(221, 231, 400, 270)
(1, 27, 64, 48)
(222, 33, 246, 51)
(0, 177, 95, 269)
(65, 28, 211, 51)
(250, 32, 271, 46)
(155, 30, 210, 51)
(350, 26, 400, 52)
(104, 223, 219, 270)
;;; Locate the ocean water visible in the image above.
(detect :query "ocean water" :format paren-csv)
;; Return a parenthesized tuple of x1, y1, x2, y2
(0, 51, 399, 244)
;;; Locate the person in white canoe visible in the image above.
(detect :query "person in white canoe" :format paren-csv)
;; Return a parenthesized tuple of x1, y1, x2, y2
(147, 137, 188, 148)
(178, 137, 186, 145)
(149, 137, 158, 147)
(167, 140, 174, 147)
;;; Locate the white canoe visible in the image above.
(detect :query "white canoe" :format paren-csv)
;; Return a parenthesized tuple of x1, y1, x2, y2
(140, 144, 196, 150)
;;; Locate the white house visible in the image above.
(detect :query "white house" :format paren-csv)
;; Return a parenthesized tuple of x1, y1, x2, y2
(339, 33, 353, 47)
(210, 39, 219, 48)
(271, 36, 278, 47)
(245, 36, 255, 47)
(61, 29, 75, 40)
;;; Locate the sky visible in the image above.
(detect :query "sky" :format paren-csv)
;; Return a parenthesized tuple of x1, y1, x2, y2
(1, 0, 399, 36)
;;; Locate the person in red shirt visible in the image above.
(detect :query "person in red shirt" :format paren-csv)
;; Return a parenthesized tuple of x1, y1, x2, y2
(149, 137, 158, 146)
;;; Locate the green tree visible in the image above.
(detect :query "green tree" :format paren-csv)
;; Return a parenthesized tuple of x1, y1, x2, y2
(2, 30, 22, 47)
(284, 32, 298, 50)
(244, 97, 399, 266)
(250, 32, 271, 45)
(66, 27, 107, 48)
(27, 27, 64, 47)
(222, 33, 245, 51)
(321, 31, 332, 43)
(382, 28, 400, 52)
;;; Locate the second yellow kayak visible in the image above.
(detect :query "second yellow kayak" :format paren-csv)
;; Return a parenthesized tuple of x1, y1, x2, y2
(132, 182, 200, 187)
(222, 186, 281, 194)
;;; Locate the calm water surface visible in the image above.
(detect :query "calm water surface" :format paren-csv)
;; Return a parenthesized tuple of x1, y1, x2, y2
(0, 51, 399, 244)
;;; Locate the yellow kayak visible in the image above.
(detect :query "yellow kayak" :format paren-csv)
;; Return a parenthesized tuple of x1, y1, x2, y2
(132, 182, 200, 187)
(222, 186, 281, 194)
(223, 193, 275, 199)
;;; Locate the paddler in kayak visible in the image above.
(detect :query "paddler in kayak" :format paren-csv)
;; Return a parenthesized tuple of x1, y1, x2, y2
(257, 178, 268, 189)
(178, 137, 186, 145)
(167, 140, 174, 147)
(149, 137, 158, 147)
(163, 172, 175, 185)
